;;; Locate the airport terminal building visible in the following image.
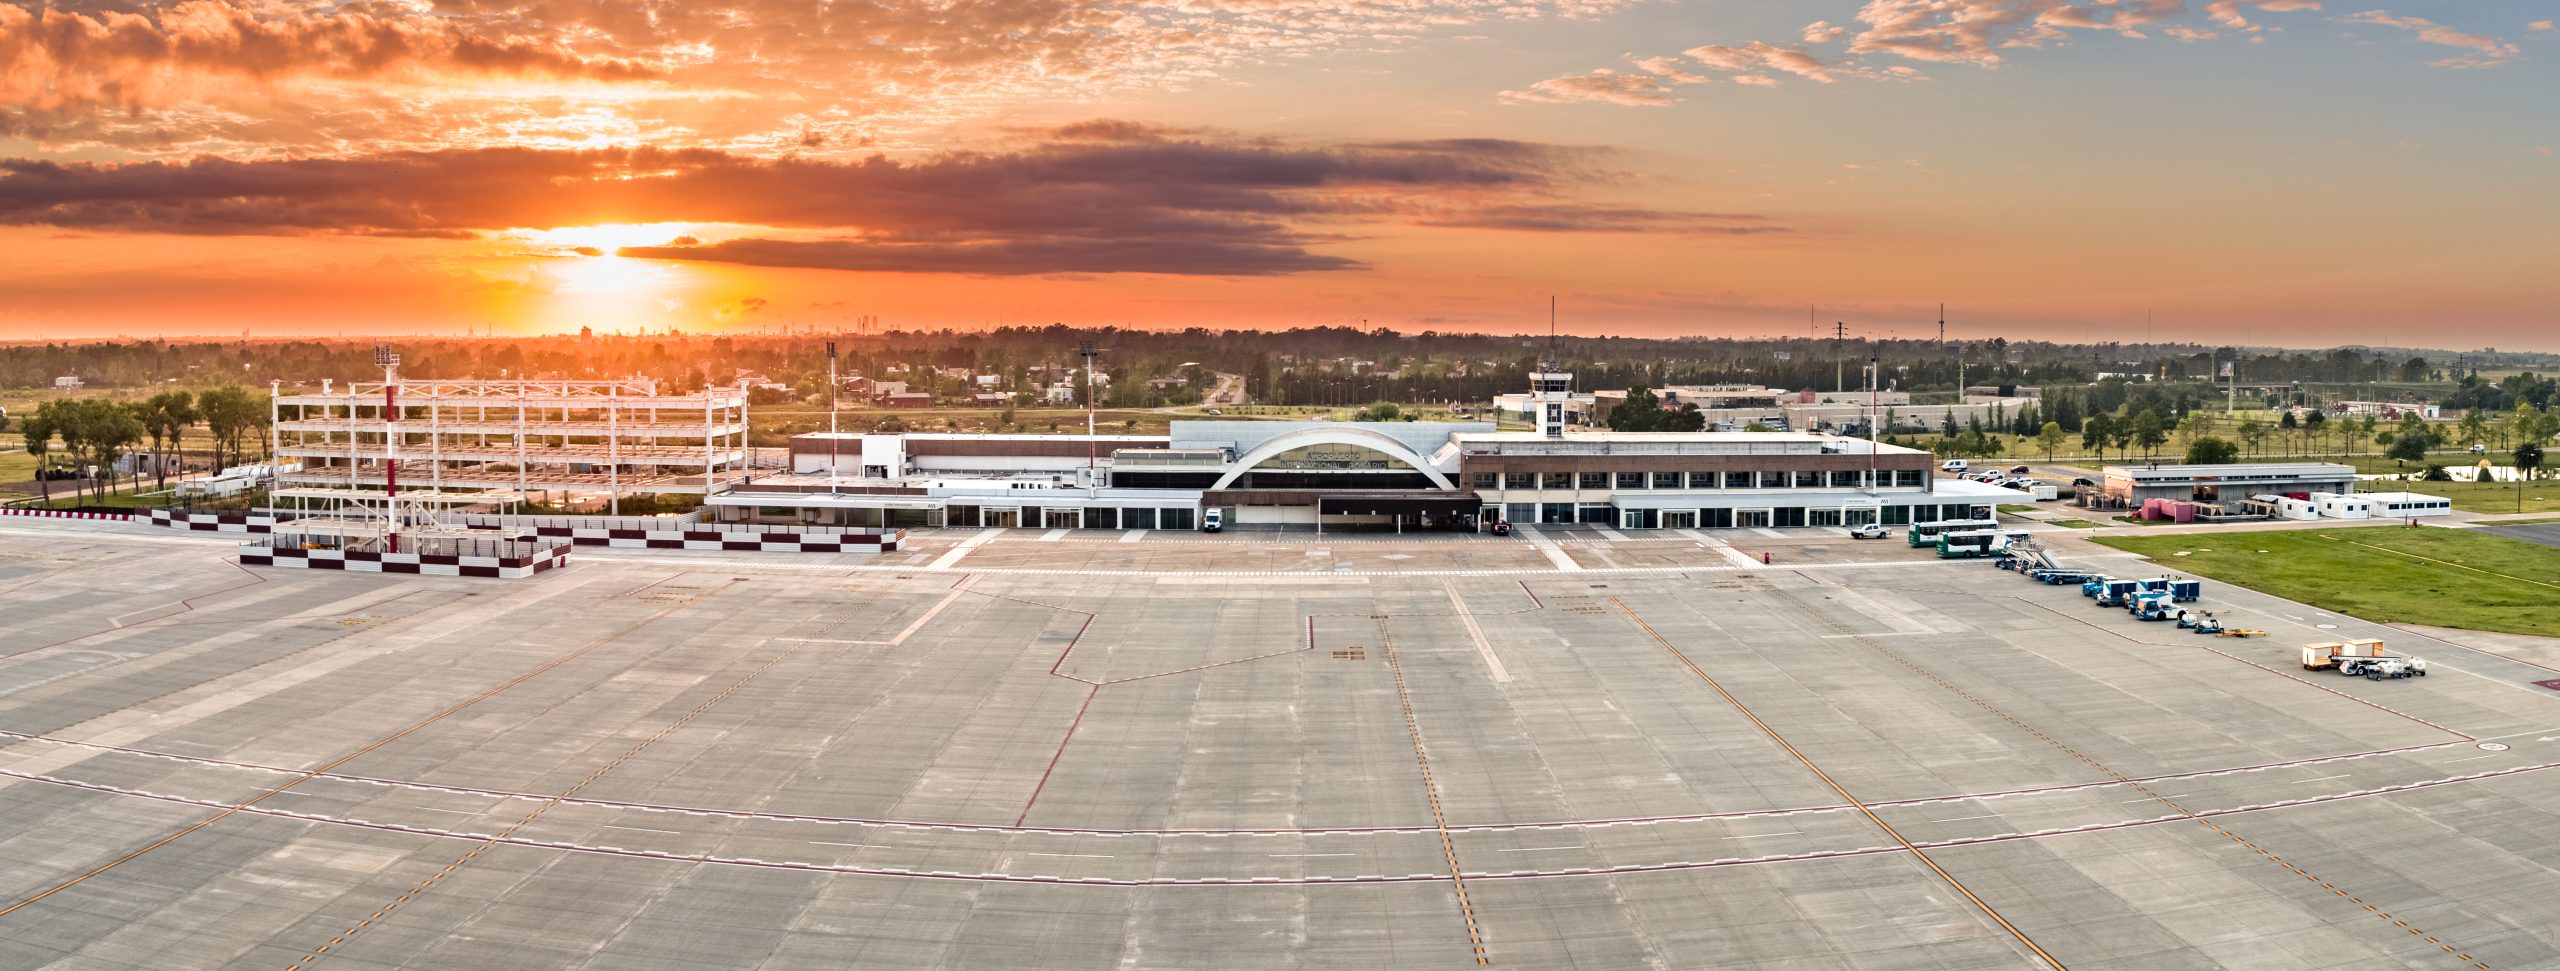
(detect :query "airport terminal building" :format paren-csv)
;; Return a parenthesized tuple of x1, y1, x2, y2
(709, 420, 2006, 532)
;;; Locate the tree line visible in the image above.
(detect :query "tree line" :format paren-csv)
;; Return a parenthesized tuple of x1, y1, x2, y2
(12, 331, 2544, 405)
(16, 387, 270, 502)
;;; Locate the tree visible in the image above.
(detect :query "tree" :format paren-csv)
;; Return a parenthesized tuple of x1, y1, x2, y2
(1607, 387, 1663, 432)
(2386, 429, 2433, 467)
(86, 402, 144, 500)
(2185, 436, 2240, 464)
(2515, 442, 2544, 514)
(2513, 404, 2552, 459)
(2237, 419, 2266, 459)
(141, 390, 196, 490)
(2131, 409, 2168, 459)
(1663, 403, 1705, 432)
(2108, 418, 2135, 463)
(2035, 422, 2066, 462)
(2081, 414, 2114, 455)
(2420, 463, 2452, 482)
(2302, 410, 2326, 457)
(1355, 401, 1403, 423)
(197, 386, 271, 469)
(2278, 410, 2297, 455)
(2459, 410, 2489, 450)
(20, 404, 55, 502)
(2184, 411, 2218, 441)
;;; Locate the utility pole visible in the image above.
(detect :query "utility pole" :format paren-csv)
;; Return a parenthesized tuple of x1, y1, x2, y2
(1940, 303, 1962, 403)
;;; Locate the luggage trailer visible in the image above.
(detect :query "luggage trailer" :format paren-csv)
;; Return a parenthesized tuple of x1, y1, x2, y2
(2301, 639, 2427, 679)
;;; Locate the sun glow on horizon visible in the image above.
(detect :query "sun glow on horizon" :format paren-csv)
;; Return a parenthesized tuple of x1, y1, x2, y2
(511, 223, 701, 254)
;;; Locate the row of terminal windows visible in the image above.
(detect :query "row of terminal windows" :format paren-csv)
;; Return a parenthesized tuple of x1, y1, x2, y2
(1496, 502, 1979, 528)
(1472, 469, 1925, 490)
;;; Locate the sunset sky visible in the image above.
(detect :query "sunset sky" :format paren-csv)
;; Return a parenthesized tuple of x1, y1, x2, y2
(2, 0, 2553, 347)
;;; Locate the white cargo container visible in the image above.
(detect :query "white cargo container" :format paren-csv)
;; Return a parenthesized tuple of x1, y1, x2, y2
(2361, 492, 2453, 518)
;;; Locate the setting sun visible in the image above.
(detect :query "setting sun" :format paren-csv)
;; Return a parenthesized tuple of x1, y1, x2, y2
(512, 223, 701, 255)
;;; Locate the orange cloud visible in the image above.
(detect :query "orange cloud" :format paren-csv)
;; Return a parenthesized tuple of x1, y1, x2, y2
(2343, 9, 2523, 68)
(1498, 69, 1678, 105)
(0, 0, 658, 111)
(0, 134, 1777, 275)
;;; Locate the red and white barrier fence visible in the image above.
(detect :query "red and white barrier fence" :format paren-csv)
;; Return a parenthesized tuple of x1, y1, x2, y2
(239, 542, 572, 579)
(0, 508, 134, 521)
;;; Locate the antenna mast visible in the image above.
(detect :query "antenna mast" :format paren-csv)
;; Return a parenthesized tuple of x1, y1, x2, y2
(1548, 295, 1559, 369)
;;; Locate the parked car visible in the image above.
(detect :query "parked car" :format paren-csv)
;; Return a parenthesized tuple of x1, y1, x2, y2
(2010, 466, 2031, 475)
(1848, 523, 1889, 540)
(2072, 477, 2097, 487)
(1941, 459, 1969, 473)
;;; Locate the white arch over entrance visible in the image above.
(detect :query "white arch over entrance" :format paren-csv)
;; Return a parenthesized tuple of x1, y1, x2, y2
(1207, 427, 1457, 492)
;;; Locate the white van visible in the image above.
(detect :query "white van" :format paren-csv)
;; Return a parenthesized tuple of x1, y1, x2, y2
(1201, 508, 1223, 532)
(1941, 459, 1969, 473)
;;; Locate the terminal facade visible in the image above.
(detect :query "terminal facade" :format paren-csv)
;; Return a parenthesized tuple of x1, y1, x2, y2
(715, 421, 1999, 532)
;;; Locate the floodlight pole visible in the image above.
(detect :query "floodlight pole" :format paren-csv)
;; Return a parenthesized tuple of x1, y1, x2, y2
(1869, 344, 1881, 492)
(827, 340, 840, 494)
(1080, 340, 1101, 473)
(375, 344, 401, 553)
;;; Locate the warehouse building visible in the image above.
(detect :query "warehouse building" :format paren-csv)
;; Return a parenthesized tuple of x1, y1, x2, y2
(2100, 461, 2359, 505)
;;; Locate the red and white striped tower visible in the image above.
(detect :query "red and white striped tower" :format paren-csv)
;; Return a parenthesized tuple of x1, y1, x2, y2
(376, 343, 402, 553)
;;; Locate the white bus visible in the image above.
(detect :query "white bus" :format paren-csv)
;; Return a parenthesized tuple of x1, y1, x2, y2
(1908, 517, 2000, 547)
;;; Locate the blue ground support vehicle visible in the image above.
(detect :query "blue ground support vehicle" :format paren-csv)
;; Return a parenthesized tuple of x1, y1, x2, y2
(2092, 578, 2140, 607)
(2168, 578, 2202, 602)
(2128, 591, 2177, 621)
(2081, 575, 2115, 598)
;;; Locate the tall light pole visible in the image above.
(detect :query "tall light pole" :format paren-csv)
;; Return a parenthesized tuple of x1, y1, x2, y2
(375, 343, 401, 553)
(826, 339, 840, 494)
(1079, 339, 1101, 474)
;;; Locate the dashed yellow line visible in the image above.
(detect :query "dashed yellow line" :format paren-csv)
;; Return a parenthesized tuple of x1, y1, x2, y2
(1610, 597, 2070, 971)
(1769, 586, 2488, 970)
(1376, 615, 1491, 965)
(284, 623, 806, 970)
(0, 580, 740, 925)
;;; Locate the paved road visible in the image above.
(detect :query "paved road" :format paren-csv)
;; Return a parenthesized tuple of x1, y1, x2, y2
(2482, 522, 2560, 550)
